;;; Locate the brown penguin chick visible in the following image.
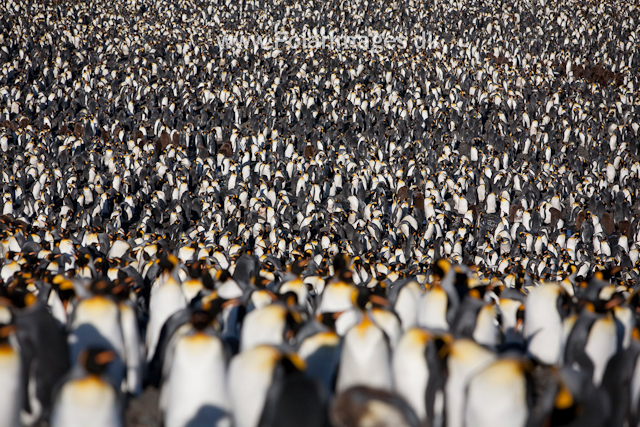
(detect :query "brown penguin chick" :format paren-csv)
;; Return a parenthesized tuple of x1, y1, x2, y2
(413, 192, 425, 211)
(575, 210, 586, 230)
(101, 129, 111, 143)
(618, 220, 630, 237)
(1, 120, 17, 131)
(509, 202, 523, 223)
(218, 142, 233, 157)
(74, 123, 84, 138)
(156, 131, 171, 152)
(134, 129, 145, 143)
(397, 186, 408, 200)
(304, 144, 316, 159)
(601, 212, 615, 235)
(550, 207, 563, 228)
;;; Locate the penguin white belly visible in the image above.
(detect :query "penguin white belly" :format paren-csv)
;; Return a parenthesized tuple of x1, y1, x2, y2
(51, 377, 121, 427)
(336, 317, 393, 393)
(119, 303, 142, 395)
(498, 299, 522, 331)
(147, 284, 187, 361)
(418, 288, 449, 331)
(317, 282, 356, 314)
(465, 360, 528, 427)
(473, 305, 500, 347)
(370, 308, 402, 349)
(394, 281, 422, 330)
(0, 346, 21, 427)
(70, 297, 125, 360)
(335, 308, 362, 336)
(163, 334, 230, 427)
(524, 285, 563, 365)
(216, 279, 244, 299)
(228, 346, 279, 427)
(240, 304, 286, 351)
(584, 315, 618, 386)
(445, 339, 496, 427)
(392, 328, 430, 421)
(48, 289, 68, 326)
(181, 279, 204, 303)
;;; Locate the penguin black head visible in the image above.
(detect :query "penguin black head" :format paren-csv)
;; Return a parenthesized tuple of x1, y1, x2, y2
(90, 278, 112, 296)
(433, 258, 451, 280)
(290, 258, 309, 276)
(3, 280, 37, 309)
(158, 254, 178, 273)
(333, 253, 351, 277)
(81, 347, 116, 377)
(190, 309, 212, 332)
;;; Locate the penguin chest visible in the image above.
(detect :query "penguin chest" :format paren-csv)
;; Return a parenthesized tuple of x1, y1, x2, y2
(584, 316, 618, 386)
(446, 340, 497, 427)
(240, 305, 287, 351)
(394, 282, 422, 330)
(318, 283, 356, 314)
(524, 286, 563, 365)
(0, 346, 21, 427)
(119, 304, 142, 395)
(228, 347, 279, 427)
(148, 283, 187, 354)
(181, 279, 204, 303)
(370, 309, 402, 349)
(337, 320, 392, 392)
(418, 288, 449, 331)
(498, 299, 523, 332)
(70, 298, 124, 357)
(472, 305, 500, 347)
(163, 334, 229, 427)
(465, 360, 528, 427)
(392, 330, 430, 421)
(52, 377, 120, 427)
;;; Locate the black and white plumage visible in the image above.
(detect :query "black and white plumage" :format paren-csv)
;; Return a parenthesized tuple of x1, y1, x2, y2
(0, 0, 639, 425)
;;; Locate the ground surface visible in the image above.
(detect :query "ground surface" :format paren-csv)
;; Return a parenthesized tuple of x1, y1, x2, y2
(125, 388, 159, 427)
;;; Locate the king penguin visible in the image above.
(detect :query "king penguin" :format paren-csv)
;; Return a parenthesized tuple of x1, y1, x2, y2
(68, 279, 125, 389)
(50, 348, 123, 427)
(228, 345, 307, 427)
(464, 358, 533, 427)
(161, 309, 231, 427)
(146, 255, 187, 362)
(335, 308, 393, 393)
(524, 283, 571, 365)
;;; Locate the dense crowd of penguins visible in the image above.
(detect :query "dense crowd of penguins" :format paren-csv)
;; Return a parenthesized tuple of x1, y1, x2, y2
(1, 0, 640, 425)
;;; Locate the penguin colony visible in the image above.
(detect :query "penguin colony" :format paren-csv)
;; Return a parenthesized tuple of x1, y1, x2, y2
(0, 0, 640, 425)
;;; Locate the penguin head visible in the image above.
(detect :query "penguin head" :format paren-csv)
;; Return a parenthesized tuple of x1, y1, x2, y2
(81, 347, 116, 377)
(333, 252, 352, 281)
(433, 258, 451, 280)
(3, 279, 37, 309)
(53, 274, 77, 306)
(190, 309, 213, 332)
(90, 278, 112, 296)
